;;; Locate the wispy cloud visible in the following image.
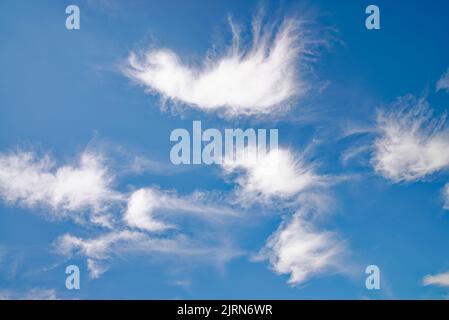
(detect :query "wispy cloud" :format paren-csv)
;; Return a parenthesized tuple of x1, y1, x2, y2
(423, 270, 449, 287)
(255, 204, 346, 286)
(0, 150, 121, 227)
(443, 184, 449, 210)
(55, 230, 242, 278)
(436, 67, 449, 93)
(125, 189, 174, 232)
(222, 147, 327, 204)
(124, 188, 238, 232)
(373, 95, 449, 183)
(125, 16, 312, 117)
(0, 146, 245, 278)
(0, 288, 58, 300)
(220, 145, 346, 285)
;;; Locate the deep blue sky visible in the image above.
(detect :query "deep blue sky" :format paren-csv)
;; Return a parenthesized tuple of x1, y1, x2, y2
(1, 0, 449, 299)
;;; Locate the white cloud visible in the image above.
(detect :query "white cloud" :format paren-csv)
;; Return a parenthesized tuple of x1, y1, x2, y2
(437, 67, 449, 93)
(221, 144, 346, 285)
(55, 230, 242, 278)
(373, 95, 449, 183)
(423, 271, 449, 287)
(222, 147, 326, 203)
(125, 16, 309, 116)
(86, 258, 109, 279)
(56, 230, 144, 260)
(443, 184, 449, 210)
(124, 188, 238, 232)
(255, 208, 345, 286)
(0, 146, 246, 278)
(0, 150, 121, 226)
(0, 288, 57, 300)
(56, 230, 155, 278)
(124, 189, 174, 232)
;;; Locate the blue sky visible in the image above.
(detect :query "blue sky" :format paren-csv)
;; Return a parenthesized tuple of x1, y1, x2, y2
(1, 0, 449, 299)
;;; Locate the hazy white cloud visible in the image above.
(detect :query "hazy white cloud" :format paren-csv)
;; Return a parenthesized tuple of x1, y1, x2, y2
(222, 147, 326, 203)
(56, 230, 144, 260)
(341, 144, 371, 166)
(0, 150, 121, 226)
(437, 67, 449, 93)
(255, 208, 345, 286)
(125, 16, 309, 116)
(55, 230, 242, 278)
(373, 95, 449, 183)
(423, 271, 449, 287)
(124, 188, 238, 232)
(443, 184, 449, 210)
(56, 230, 146, 278)
(0, 288, 57, 300)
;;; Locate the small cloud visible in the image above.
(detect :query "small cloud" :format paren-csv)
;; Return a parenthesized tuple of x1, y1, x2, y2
(255, 206, 345, 286)
(222, 147, 327, 204)
(443, 184, 449, 210)
(423, 271, 449, 287)
(372, 95, 449, 183)
(436, 67, 449, 93)
(124, 188, 174, 232)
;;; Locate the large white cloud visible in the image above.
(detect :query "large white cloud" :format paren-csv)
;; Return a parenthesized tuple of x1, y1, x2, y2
(125, 17, 308, 116)
(0, 150, 120, 226)
(373, 95, 449, 183)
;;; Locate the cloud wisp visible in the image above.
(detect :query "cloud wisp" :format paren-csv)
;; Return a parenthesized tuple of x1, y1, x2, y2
(423, 270, 449, 287)
(55, 230, 242, 278)
(0, 288, 58, 300)
(124, 188, 239, 232)
(373, 95, 449, 183)
(125, 16, 311, 117)
(436, 67, 449, 93)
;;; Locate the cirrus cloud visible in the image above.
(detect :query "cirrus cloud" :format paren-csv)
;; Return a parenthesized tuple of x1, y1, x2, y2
(436, 67, 449, 93)
(125, 16, 311, 117)
(222, 146, 327, 204)
(423, 270, 449, 287)
(0, 150, 121, 227)
(255, 206, 345, 286)
(373, 95, 449, 183)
